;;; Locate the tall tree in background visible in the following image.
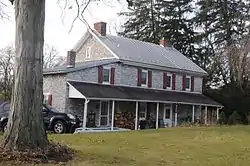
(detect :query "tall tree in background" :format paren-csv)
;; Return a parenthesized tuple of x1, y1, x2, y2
(156, 0, 195, 59)
(195, 0, 250, 87)
(119, 0, 160, 44)
(119, 0, 196, 58)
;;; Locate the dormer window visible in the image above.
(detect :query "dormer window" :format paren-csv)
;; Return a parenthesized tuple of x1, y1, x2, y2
(103, 67, 111, 83)
(141, 69, 148, 86)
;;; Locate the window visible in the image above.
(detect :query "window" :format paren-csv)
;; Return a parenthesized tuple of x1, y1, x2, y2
(103, 67, 111, 83)
(43, 93, 52, 105)
(86, 46, 91, 58)
(141, 70, 148, 86)
(166, 74, 172, 89)
(139, 102, 147, 120)
(185, 76, 191, 91)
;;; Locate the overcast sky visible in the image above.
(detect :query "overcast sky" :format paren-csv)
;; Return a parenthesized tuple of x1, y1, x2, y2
(0, 0, 127, 56)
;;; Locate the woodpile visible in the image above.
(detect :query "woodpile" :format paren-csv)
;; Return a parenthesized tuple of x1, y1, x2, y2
(115, 110, 135, 130)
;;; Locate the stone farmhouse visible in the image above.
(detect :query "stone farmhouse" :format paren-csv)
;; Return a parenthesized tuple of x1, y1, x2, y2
(43, 21, 222, 130)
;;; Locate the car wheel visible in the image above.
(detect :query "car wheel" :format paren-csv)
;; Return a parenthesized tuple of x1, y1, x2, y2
(52, 120, 66, 134)
(2, 122, 7, 132)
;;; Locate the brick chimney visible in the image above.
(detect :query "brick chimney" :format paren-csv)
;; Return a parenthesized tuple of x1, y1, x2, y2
(94, 21, 107, 36)
(66, 50, 76, 68)
(159, 39, 171, 47)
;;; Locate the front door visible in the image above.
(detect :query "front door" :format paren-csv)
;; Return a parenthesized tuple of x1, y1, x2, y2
(163, 104, 172, 127)
(100, 101, 109, 126)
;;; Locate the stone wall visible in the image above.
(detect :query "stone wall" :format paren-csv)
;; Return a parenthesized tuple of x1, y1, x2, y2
(67, 62, 203, 93)
(75, 35, 114, 63)
(43, 74, 67, 112)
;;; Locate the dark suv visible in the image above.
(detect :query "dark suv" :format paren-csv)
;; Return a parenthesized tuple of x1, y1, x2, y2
(0, 102, 81, 134)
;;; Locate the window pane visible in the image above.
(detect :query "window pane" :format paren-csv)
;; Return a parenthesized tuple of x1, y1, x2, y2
(139, 112, 146, 118)
(103, 69, 110, 82)
(186, 78, 190, 89)
(167, 76, 171, 87)
(141, 71, 147, 85)
(100, 117, 108, 125)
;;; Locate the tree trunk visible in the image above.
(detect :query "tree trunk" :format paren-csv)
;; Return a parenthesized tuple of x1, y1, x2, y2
(2, 0, 48, 151)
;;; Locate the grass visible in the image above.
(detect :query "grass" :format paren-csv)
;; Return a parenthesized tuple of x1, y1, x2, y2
(2, 126, 250, 165)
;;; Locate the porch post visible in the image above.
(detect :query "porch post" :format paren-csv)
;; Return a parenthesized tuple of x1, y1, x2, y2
(205, 106, 208, 125)
(174, 104, 178, 127)
(170, 104, 173, 127)
(192, 105, 195, 123)
(111, 100, 115, 131)
(135, 101, 139, 130)
(156, 103, 159, 129)
(216, 107, 220, 121)
(83, 99, 90, 129)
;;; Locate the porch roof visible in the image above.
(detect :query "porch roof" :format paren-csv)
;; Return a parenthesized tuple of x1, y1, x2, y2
(67, 81, 222, 107)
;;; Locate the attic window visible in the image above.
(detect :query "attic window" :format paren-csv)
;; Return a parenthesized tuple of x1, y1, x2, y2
(86, 46, 91, 58)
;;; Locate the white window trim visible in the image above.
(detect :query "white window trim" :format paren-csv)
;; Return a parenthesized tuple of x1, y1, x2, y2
(103, 66, 111, 84)
(86, 46, 91, 58)
(139, 102, 147, 121)
(99, 101, 110, 126)
(166, 73, 172, 90)
(141, 69, 148, 87)
(185, 76, 191, 91)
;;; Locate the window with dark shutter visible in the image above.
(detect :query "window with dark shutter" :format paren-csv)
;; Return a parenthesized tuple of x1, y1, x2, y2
(137, 69, 142, 86)
(182, 75, 186, 91)
(110, 68, 115, 85)
(163, 72, 167, 89)
(172, 74, 176, 90)
(191, 76, 194, 92)
(148, 71, 152, 88)
(98, 66, 103, 83)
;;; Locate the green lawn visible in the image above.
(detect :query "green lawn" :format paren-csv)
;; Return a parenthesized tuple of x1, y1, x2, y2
(3, 126, 250, 165)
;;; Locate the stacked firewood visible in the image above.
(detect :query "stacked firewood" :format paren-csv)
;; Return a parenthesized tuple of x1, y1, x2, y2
(115, 110, 135, 130)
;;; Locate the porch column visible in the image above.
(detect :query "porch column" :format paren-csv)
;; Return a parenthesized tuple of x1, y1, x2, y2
(205, 106, 208, 125)
(192, 105, 195, 123)
(216, 107, 220, 121)
(170, 104, 173, 127)
(111, 100, 115, 131)
(83, 99, 90, 129)
(156, 103, 159, 129)
(174, 104, 178, 127)
(135, 101, 139, 130)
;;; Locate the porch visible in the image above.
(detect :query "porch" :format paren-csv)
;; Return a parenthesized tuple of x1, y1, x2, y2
(67, 81, 222, 130)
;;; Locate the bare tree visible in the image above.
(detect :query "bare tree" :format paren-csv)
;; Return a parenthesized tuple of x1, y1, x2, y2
(0, 46, 14, 101)
(43, 44, 66, 69)
(214, 37, 250, 90)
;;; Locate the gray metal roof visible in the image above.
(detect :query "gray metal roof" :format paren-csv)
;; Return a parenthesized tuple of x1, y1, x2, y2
(43, 58, 119, 75)
(98, 35, 207, 75)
